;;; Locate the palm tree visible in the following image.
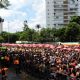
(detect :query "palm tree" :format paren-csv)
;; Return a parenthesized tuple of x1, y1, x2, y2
(36, 24, 41, 42)
(0, 0, 10, 9)
(36, 24, 41, 32)
(0, 17, 4, 22)
(23, 20, 29, 31)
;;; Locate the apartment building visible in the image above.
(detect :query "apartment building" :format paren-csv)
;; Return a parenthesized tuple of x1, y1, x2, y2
(46, 0, 79, 28)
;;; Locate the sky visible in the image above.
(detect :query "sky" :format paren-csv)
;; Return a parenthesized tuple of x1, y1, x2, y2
(0, 0, 46, 33)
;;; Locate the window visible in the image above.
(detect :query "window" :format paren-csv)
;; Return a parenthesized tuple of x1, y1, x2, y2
(64, 12, 68, 15)
(48, 17, 50, 18)
(54, 24, 56, 26)
(48, 9, 49, 11)
(48, 24, 50, 26)
(48, 13, 49, 15)
(47, 2, 49, 4)
(58, 24, 63, 26)
(56, 16, 59, 19)
(54, 13, 56, 15)
(64, 16, 68, 19)
(54, 1, 56, 4)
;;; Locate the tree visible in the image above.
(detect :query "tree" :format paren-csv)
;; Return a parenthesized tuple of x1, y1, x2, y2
(56, 27, 66, 42)
(0, 17, 4, 22)
(70, 16, 80, 25)
(8, 33, 19, 43)
(23, 20, 29, 31)
(0, 36, 4, 43)
(32, 31, 40, 42)
(1, 31, 9, 43)
(39, 27, 56, 43)
(0, 0, 10, 9)
(19, 28, 34, 41)
(65, 22, 80, 42)
(36, 24, 41, 30)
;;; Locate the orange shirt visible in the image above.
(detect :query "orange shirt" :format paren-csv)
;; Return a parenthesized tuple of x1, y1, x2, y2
(14, 60, 19, 64)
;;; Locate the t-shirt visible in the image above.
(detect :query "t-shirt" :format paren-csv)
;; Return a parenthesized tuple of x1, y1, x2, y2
(14, 60, 19, 64)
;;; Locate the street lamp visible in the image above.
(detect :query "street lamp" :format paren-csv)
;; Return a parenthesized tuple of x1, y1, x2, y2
(8, 21, 9, 43)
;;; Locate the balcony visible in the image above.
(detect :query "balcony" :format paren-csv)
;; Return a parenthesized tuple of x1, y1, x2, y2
(64, 20, 69, 23)
(63, 9, 68, 11)
(63, 12, 68, 15)
(63, 0, 68, 4)
(63, 16, 68, 19)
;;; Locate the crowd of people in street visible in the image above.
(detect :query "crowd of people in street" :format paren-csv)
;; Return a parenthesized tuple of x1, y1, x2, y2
(0, 43, 80, 80)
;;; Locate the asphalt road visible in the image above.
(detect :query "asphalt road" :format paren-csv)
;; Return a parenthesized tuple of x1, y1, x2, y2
(0, 69, 41, 80)
(0, 69, 21, 80)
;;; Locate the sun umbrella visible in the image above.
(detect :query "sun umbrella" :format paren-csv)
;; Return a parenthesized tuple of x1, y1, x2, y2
(75, 64, 80, 68)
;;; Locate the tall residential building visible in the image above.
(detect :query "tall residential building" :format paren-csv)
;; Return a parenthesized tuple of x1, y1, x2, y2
(46, 0, 79, 28)
(0, 17, 4, 33)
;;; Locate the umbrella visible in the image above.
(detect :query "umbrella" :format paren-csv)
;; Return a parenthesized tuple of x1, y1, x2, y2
(32, 44, 37, 48)
(75, 49, 80, 52)
(63, 47, 67, 50)
(38, 44, 44, 48)
(44, 44, 50, 48)
(3, 67, 8, 71)
(49, 45, 55, 49)
(75, 64, 80, 68)
(23, 44, 29, 47)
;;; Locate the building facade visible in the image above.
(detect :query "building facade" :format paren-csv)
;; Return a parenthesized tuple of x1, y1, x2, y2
(0, 17, 4, 33)
(46, 0, 79, 28)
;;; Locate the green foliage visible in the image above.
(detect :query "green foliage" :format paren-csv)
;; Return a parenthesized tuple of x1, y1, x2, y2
(1, 31, 9, 42)
(70, 16, 80, 25)
(1, 31, 18, 43)
(9, 33, 19, 43)
(0, 0, 10, 9)
(40, 27, 56, 43)
(0, 36, 4, 43)
(0, 16, 80, 43)
(56, 27, 66, 42)
(55, 16, 80, 42)
(19, 28, 35, 41)
(65, 22, 80, 42)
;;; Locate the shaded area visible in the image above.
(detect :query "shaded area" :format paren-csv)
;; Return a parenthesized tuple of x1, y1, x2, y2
(0, 68, 41, 80)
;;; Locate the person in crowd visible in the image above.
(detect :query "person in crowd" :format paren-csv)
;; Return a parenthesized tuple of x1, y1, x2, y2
(0, 44, 80, 80)
(13, 57, 20, 74)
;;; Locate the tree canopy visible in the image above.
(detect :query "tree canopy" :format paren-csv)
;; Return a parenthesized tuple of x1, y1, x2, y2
(0, 0, 10, 9)
(0, 16, 80, 43)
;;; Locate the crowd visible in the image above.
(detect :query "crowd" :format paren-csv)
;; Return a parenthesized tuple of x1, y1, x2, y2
(0, 44, 80, 80)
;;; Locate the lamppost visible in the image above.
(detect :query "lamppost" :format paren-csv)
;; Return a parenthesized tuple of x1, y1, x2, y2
(8, 21, 9, 43)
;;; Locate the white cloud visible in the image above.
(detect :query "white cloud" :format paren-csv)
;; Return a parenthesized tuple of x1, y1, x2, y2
(1, 0, 46, 32)
(0, 0, 28, 18)
(0, 9, 27, 18)
(29, 0, 46, 28)
(3, 20, 23, 32)
(0, 9, 12, 17)
(9, 0, 28, 10)
(0, 0, 28, 33)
